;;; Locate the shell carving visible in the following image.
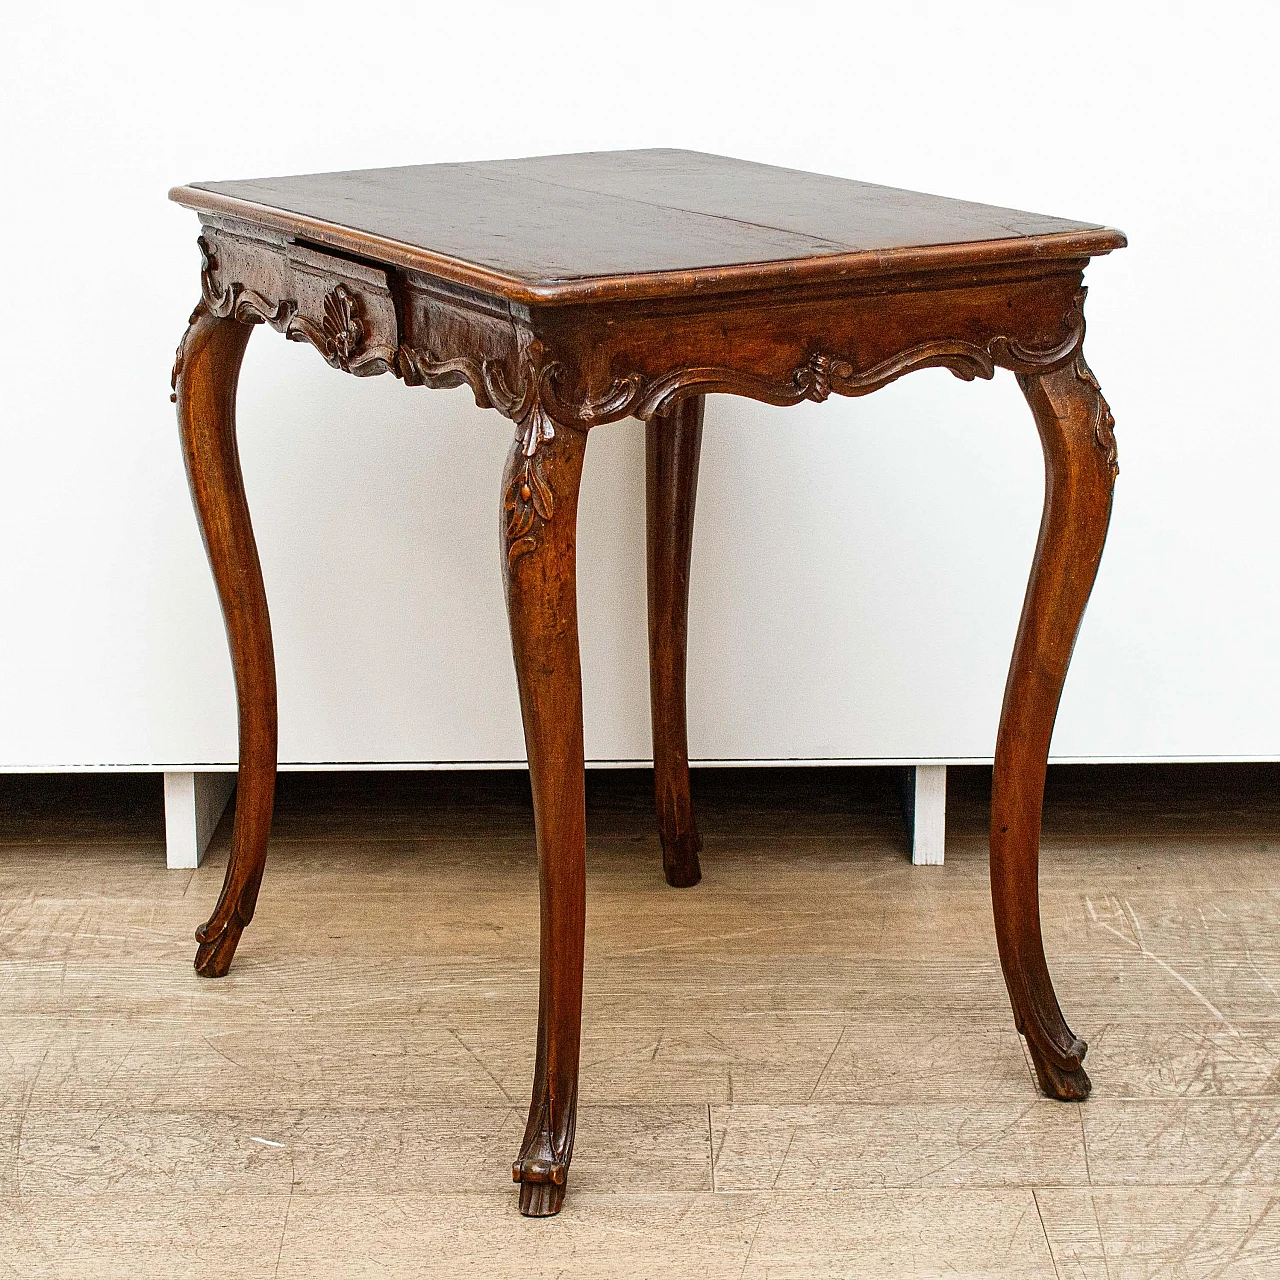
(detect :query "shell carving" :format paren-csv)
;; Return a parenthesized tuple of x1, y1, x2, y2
(320, 284, 364, 370)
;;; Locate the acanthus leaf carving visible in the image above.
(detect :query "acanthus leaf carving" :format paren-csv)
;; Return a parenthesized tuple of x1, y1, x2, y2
(398, 339, 643, 429)
(169, 300, 209, 403)
(500, 343, 566, 569)
(504, 445, 554, 568)
(1072, 351, 1119, 477)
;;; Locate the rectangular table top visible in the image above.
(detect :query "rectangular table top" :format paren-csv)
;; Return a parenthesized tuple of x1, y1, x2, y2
(171, 148, 1125, 305)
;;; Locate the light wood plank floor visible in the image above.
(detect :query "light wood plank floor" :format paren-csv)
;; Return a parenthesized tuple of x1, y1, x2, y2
(3, 764, 1280, 1278)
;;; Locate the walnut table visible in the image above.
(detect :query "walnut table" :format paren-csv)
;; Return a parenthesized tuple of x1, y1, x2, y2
(169, 149, 1125, 1216)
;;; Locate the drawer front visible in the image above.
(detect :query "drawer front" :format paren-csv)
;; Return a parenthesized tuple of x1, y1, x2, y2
(198, 223, 400, 377)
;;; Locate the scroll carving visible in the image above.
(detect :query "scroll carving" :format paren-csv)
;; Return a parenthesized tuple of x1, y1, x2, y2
(398, 341, 641, 427)
(795, 353, 854, 402)
(629, 289, 1089, 418)
(196, 235, 397, 377)
(233, 249, 1099, 562)
(399, 286, 1089, 439)
(188, 222, 1092, 437)
(397, 347, 490, 401)
(401, 340, 633, 567)
(401, 343, 572, 566)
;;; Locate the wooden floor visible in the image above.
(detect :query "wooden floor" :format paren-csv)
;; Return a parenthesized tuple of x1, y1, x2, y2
(3, 764, 1280, 1278)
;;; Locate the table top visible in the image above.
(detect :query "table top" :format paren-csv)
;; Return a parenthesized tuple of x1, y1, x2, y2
(171, 149, 1125, 305)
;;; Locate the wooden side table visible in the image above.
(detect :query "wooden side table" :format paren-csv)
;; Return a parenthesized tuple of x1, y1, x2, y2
(169, 149, 1125, 1216)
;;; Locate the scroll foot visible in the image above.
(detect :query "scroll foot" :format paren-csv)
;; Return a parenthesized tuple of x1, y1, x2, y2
(512, 1083, 575, 1218)
(513, 1150, 569, 1218)
(1027, 1041, 1092, 1101)
(193, 916, 246, 978)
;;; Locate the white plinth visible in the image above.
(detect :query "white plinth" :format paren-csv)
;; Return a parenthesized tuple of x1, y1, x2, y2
(163, 771, 235, 869)
(902, 764, 947, 865)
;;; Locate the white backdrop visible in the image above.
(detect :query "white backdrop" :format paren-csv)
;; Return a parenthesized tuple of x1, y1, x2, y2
(2, 1, 1277, 770)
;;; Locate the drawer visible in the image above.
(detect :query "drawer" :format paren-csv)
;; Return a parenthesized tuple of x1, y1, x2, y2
(198, 222, 400, 377)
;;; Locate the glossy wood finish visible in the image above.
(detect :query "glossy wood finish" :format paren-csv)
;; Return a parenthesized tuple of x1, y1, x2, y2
(172, 149, 1123, 304)
(170, 149, 1126, 1216)
(500, 419, 590, 1216)
(172, 305, 277, 978)
(992, 355, 1118, 1100)
(646, 397, 705, 888)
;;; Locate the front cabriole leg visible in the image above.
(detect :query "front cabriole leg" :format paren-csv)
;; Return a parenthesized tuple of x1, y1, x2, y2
(992, 350, 1118, 1099)
(500, 389, 591, 1217)
(172, 304, 278, 977)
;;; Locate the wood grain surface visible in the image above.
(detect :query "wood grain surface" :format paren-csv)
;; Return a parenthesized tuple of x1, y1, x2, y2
(3, 765, 1280, 1275)
(170, 149, 1125, 303)
(171, 154, 1125, 1215)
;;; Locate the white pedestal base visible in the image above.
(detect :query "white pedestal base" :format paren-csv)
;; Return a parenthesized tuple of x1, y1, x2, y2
(901, 764, 947, 865)
(163, 771, 235, 869)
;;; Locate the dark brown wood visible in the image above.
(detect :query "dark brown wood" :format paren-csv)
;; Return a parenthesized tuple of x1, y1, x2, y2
(992, 354, 1118, 1100)
(170, 149, 1126, 1216)
(171, 149, 1124, 304)
(171, 304, 278, 977)
(499, 406, 590, 1218)
(646, 397, 704, 888)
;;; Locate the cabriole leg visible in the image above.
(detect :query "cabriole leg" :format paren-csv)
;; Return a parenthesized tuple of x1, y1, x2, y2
(173, 304, 278, 978)
(645, 396, 705, 888)
(501, 415, 590, 1216)
(992, 352, 1118, 1100)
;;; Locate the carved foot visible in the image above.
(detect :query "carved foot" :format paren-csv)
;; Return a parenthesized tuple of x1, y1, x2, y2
(513, 1152, 569, 1217)
(193, 916, 245, 978)
(512, 1085, 575, 1218)
(661, 829, 703, 888)
(1027, 1038, 1092, 1101)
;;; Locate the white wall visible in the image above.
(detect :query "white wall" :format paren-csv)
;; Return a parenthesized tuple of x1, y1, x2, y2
(2, 1, 1277, 770)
